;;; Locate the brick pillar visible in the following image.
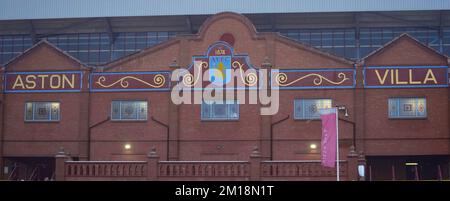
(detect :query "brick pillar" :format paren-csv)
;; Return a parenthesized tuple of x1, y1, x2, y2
(0, 68, 5, 179)
(79, 69, 91, 161)
(346, 145, 358, 181)
(249, 147, 262, 181)
(168, 59, 180, 161)
(354, 63, 365, 152)
(260, 57, 272, 160)
(357, 151, 367, 181)
(55, 147, 69, 181)
(147, 147, 160, 181)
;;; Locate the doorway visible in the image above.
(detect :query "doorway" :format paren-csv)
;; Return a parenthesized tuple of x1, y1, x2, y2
(366, 155, 449, 181)
(4, 157, 55, 180)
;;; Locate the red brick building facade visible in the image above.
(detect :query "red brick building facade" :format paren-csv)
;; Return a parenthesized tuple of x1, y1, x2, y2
(0, 12, 449, 181)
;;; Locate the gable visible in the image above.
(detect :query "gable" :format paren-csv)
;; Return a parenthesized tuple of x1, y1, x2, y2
(363, 34, 447, 66)
(5, 41, 87, 72)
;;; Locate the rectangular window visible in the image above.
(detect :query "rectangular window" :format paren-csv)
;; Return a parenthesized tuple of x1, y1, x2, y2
(111, 101, 148, 121)
(25, 102, 60, 122)
(294, 99, 332, 120)
(201, 100, 239, 120)
(388, 98, 426, 119)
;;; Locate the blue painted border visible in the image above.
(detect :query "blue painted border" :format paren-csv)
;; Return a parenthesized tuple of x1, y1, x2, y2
(89, 71, 171, 92)
(363, 65, 449, 88)
(270, 68, 356, 90)
(4, 71, 83, 93)
(185, 41, 261, 91)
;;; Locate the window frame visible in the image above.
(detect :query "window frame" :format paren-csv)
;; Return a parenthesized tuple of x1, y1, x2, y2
(110, 100, 148, 121)
(294, 98, 333, 120)
(201, 100, 239, 121)
(24, 101, 61, 122)
(388, 97, 427, 119)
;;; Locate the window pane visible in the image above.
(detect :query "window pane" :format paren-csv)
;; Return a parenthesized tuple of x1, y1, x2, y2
(25, 103, 33, 120)
(388, 99, 398, 117)
(304, 100, 319, 119)
(111, 101, 120, 120)
(229, 103, 239, 119)
(398, 98, 416, 117)
(212, 102, 227, 118)
(50, 102, 60, 120)
(138, 101, 148, 120)
(120, 101, 138, 119)
(34, 102, 50, 120)
(201, 102, 211, 119)
(294, 100, 303, 119)
(416, 98, 426, 117)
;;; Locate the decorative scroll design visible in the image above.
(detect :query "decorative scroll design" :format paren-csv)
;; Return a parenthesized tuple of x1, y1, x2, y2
(96, 74, 166, 88)
(182, 61, 208, 86)
(275, 72, 349, 86)
(232, 61, 258, 86)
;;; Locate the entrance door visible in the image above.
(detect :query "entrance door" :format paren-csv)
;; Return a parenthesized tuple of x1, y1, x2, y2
(405, 163, 419, 180)
(4, 157, 55, 180)
(367, 155, 449, 181)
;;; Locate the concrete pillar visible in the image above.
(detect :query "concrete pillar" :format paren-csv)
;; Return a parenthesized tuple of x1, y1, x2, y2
(55, 147, 70, 181)
(249, 147, 262, 181)
(346, 146, 358, 181)
(147, 147, 160, 181)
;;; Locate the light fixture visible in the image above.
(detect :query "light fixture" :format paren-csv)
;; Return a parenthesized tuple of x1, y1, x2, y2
(310, 143, 317, 150)
(405, 162, 418, 166)
(337, 105, 349, 117)
(358, 165, 365, 177)
(124, 143, 131, 150)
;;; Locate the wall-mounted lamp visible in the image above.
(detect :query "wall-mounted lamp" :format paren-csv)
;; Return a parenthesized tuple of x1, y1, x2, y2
(358, 164, 365, 179)
(124, 143, 132, 150)
(337, 105, 349, 117)
(309, 143, 317, 150)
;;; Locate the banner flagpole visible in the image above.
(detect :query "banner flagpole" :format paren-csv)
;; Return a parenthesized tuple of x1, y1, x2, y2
(336, 107, 340, 181)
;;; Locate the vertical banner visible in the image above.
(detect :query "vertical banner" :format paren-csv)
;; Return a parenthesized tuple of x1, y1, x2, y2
(319, 108, 338, 168)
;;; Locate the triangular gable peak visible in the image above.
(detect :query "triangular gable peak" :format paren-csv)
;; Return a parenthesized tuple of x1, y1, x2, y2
(5, 40, 89, 71)
(361, 33, 448, 66)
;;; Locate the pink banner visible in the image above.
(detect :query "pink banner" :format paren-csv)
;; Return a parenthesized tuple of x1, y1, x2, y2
(320, 108, 337, 168)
